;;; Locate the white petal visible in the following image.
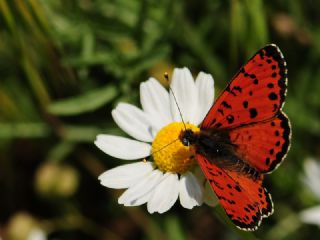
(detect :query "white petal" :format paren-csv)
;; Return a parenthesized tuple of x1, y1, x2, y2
(303, 158, 320, 199)
(112, 103, 153, 142)
(170, 67, 198, 123)
(179, 172, 203, 209)
(98, 162, 154, 189)
(118, 169, 163, 206)
(203, 181, 219, 207)
(147, 173, 179, 214)
(300, 206, 320, 226)
(194, 72, 215, 125)
(95, 134, 151, 160)
(140, 78, 171, 130)
(128, 190, 153, 207)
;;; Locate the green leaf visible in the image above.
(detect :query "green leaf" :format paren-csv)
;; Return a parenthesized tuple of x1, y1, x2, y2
(47, 85, 117, 116)
(0, 122, 50, 138)
(62, 125, 122, 142)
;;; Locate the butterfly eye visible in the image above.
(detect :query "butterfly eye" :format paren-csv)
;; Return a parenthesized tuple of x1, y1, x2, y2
(182, 138, 190, 146)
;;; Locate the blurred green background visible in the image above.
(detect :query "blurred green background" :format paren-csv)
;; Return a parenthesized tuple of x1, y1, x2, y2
(1, 0, 320, 239)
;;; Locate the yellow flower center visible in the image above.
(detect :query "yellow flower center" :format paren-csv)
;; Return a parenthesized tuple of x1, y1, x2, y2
(152, 122, 200, 174)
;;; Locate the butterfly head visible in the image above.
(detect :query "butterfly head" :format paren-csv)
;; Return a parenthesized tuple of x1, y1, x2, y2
(180, 129, 197, 147)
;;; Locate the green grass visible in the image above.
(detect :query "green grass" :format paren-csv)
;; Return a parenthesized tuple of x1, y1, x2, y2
(0, 0, 320, 239)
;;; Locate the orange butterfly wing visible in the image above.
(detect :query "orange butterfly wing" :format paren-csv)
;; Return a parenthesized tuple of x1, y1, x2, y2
(195, 44, 290, 230)
(196, 154, 273, 231)
(229, 111, 290, 173)
(201, 44, 287, 129)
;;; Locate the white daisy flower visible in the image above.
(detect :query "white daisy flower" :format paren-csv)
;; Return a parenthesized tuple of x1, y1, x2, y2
(95, 67, 218, 214)
(300, 158, 320, 227)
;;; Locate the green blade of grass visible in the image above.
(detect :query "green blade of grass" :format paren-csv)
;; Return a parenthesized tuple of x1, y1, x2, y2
(47, 85, 117, 116)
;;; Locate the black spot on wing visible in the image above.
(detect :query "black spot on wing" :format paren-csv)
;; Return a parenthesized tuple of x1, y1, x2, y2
(218, 108, 224, 116)
(226, 114, 235, 124)
(269, 92, 278, 100)
(235, 185, 242, 192)
(265, 157, 270, 165)
(267, 83, 274, 88)
(221, 101, 232, 109)
(249, 108, 258, 118)
(243, 101, 248, 109)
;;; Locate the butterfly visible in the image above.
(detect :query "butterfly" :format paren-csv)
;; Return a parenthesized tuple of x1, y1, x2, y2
(179, 44, 291, 231)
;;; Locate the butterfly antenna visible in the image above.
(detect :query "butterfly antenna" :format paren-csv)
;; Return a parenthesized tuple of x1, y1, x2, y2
(150, 138, 180, 155)
(143, 138, 180, 163)
(164, 72, 187, 131)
